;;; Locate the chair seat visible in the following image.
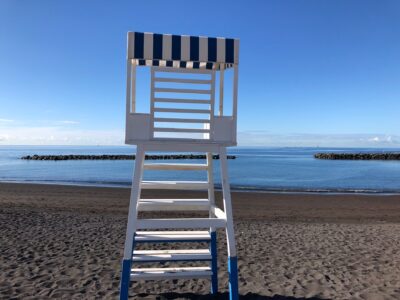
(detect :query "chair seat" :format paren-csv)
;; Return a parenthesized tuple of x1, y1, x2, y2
(125, 139, 236, 152)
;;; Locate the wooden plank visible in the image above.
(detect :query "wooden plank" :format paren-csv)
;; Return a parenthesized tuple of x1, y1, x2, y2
(143, 163, 208, 170)
(138, 198, 210, 211)
(130, 267, 212, 280)
(154, 107, 210, 114)
(154, 98, 211, 104)
(153, 67, 212, 74)
(132, 249, 211, 262)
(154, 88, 211, 94)
(154, 77, 212, 84)
(134, 231, 211, 243)
(141, 180, 209, 190)
(136, 217, 226, 229)
(154, 117, 210, 124)
(153, 127, 210, 133)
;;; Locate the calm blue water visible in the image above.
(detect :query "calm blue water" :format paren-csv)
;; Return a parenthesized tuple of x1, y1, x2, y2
(1, 146, 400, 193)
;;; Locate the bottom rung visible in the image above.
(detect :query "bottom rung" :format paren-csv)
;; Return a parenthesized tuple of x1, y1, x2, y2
(130, 266, 212, 281)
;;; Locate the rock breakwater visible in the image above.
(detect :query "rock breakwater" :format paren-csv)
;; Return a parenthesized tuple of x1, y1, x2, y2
(21, 154, 236, 161)
(314, 153, 400, 160)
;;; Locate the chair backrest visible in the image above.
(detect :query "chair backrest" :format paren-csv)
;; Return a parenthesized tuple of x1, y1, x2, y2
(150, 67, 215, 141)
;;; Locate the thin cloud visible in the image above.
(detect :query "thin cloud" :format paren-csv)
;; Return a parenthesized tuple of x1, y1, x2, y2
(238, 131, 400, 147)
(0, 118, 14, 123)
(58, 120, 80, 125)
(0, 126, 124, 145)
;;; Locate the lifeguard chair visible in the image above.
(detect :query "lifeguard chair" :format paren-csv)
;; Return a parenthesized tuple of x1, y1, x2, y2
(120, 31, 240, 300)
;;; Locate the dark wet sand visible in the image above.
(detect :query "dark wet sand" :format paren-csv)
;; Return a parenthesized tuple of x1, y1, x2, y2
(1, 183, 400, 299)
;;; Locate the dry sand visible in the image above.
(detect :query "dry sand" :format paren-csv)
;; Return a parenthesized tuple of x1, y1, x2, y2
(1, 183, 400, 299)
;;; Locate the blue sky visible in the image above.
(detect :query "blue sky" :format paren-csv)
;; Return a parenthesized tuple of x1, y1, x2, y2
(0, 0, 399, 147)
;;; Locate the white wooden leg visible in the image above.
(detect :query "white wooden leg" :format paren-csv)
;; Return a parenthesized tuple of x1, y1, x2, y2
(120, 145, 145, 300)
(207, 152, 218, 294)
(207, 152, 216, 219)
(219, 147, 238, 299)
(219, 147, 236, 257)
(123, 144, 146, 259)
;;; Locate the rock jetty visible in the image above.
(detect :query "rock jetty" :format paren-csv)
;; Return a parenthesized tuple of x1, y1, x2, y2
(21, 154, 236, 161)
(314, 153, 400, 160)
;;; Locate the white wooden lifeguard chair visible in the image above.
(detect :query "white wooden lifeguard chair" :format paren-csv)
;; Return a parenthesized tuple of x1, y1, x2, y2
(120, 31, 240, 300)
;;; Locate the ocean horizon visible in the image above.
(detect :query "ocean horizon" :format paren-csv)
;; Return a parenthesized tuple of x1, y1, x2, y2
(1, 145, 400, 194)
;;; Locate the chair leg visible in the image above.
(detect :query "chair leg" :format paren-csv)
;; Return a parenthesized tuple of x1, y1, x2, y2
(228, 256, 239, 300)
(120, 259, 132, 300)
(219, 147, 239, 300)
(207, 152, 218, 294)
(210, 231, 218, 294)
(120, 145, 145, 300)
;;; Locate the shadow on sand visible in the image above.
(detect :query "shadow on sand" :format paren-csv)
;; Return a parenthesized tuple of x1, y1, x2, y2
(137, 292, 329, 300)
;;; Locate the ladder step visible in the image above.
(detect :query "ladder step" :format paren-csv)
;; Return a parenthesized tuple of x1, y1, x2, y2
(132, 249, 212, 262)
(137, 218, 226, 229)
(135, 231, 211, 243)
(138, 199, 210, 211)
(144, 163, 208, 171)
(141, 181, 209, 190)
(130, 267, 212, 281)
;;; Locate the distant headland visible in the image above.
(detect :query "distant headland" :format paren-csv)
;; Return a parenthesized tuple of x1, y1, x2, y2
(21, 154, 236, 161)
(314, 153, 400, 160)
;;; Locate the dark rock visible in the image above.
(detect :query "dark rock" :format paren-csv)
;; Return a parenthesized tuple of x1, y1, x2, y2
(21, 154, 237, 161)
(314, 152, 400, 160)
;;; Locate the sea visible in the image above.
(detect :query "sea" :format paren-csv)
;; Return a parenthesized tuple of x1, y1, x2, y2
(1, 145, 400, 194)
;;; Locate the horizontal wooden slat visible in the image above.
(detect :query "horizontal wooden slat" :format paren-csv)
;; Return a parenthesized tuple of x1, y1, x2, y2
(154, 107, 210, 114)
(138, 199, 210, 211)
(153, 127, 209, 133)
(143, 163, 208, 170)
(154, 77, 212, 84)
(154, 98, 211, 104)
(154, 67, 212, 74)
(141, 180, 209, 190)
(130, 266, 212, 280)
(134, 231, 211, 243)
(132, 249, 211, 262)
(136, 218, 226, 229)
(154, 88, 211, 94)
(154, 117, 210, 124)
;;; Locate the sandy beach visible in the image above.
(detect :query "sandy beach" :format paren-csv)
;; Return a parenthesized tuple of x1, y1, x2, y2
(1, 183, 400, 299)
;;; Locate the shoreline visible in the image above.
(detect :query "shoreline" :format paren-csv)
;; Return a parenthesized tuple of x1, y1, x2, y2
(2, 180, 400, 196)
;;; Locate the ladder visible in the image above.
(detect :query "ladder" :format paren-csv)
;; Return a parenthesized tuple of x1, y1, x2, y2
(120, 145, 238, 299)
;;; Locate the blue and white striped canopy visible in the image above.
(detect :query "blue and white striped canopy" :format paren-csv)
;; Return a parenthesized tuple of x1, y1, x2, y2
(127, 32, 239, 70)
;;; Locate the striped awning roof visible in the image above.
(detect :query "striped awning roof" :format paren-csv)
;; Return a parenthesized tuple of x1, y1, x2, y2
(127, 32, 239, 70)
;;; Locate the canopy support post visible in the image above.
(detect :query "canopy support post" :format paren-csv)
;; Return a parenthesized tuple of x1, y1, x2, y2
(232, 65, 239, 142)
(219, 64, 225, 116)
(131, 61, 136, 113)
(125, 60, 137, 114)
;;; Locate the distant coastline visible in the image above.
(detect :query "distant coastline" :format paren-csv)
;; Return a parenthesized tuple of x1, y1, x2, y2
(315, 153, 400, 160)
